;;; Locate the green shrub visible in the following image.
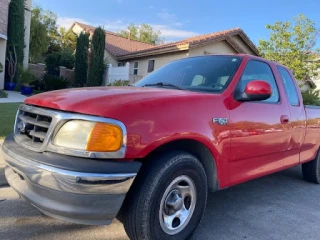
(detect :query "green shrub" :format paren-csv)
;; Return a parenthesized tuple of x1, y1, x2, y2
(45, 49, 75, 76)
(108, 80, 130, 86)
(45, 52, 61, 76)
(60, 48, 75, 69)
(301, 89, 320, 106)
(0, 90, 8, 98)
(18, 66, 37, 86)
(40, 74, 69, 91)
(30, 79, 45, 91)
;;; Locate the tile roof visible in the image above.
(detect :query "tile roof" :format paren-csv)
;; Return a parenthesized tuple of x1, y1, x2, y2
(72, 22, 259, 60)
(117, 27, 259, 59)
(73, 22, 155, 56)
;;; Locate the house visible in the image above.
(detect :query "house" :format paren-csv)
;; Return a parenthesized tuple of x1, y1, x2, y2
(0, 0, 10, 90)
(0, 0, 32, 90)
(71, 22, 259, 83)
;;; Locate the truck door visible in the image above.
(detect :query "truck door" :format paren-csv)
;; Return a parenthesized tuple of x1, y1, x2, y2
(229, 60, 291, 185)
(276, 66, 305, 167)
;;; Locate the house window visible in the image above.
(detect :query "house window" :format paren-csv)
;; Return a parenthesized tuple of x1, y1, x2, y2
(133, 62, 138, 75)
(118, 62, 125, 67)
(147, 60, 155, 73)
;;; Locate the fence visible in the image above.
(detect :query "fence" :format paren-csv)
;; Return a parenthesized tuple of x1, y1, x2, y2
(28, 63, 75, 83)
(129, 74, 143, 84)
(103, 62, 130, 85)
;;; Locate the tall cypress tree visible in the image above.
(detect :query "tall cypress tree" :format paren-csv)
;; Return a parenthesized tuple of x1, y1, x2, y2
(87, 27, 106, 86)
(74, 32, 89, 87)
(5, 0, 25, 83)
(7, 0, 25, 65)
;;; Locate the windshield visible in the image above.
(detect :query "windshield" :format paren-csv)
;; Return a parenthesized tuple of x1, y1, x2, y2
(134, 55, 242, 93)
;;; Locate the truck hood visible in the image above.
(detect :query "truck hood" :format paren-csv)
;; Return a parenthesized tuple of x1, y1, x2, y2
(25, 87, 191, 117)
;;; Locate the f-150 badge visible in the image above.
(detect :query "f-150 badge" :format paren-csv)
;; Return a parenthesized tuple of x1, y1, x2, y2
(212, 118, 228, 125)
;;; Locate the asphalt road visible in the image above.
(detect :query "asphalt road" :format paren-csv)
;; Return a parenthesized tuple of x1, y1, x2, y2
(1, 139, 320, 240)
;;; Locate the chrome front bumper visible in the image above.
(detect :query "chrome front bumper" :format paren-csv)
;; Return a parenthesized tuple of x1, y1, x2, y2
(2, 135, 140, 225)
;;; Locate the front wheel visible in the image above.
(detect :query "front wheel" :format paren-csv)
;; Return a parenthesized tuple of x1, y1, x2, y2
(122, 151, 208, 240)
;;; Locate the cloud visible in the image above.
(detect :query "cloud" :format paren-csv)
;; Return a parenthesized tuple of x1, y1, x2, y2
(101, 19, 128, 32)
(57, 17, 127, 32)
(57, 17, 199, 42)
(57, 17, 90, 29)
(157, 9, 182, 27)
(151, 24, 199, 41)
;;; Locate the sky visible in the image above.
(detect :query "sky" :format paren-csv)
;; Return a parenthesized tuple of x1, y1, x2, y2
(34, 0, 320, 45)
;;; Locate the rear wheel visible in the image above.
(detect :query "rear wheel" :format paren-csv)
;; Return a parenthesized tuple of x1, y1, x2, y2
(302, 150, 320, 184)
(122, 151, 208, 240)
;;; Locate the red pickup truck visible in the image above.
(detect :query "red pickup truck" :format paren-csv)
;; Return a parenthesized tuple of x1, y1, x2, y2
(3, 54, 320, 240)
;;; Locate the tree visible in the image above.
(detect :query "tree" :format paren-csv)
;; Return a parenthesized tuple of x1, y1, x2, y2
(87, 27, 106, 86)
(119, 23, 164, 44)
(55, 27, 77, 51)
(6, 0, 25, 68)
(30, 7, 50, 62)
(30, 6, 58, 62)
(258, 14, 320, 82)
(75, 32, 89, 87)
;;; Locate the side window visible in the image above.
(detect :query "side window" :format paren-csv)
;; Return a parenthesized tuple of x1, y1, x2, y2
(277, 66, 299, 106)
(133, 62, 138, 75)
(147, 60, 155, 73)
(239, 60, 279, 103)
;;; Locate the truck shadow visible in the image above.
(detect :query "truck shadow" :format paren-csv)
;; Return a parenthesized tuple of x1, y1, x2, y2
(193, 166, 320, 240)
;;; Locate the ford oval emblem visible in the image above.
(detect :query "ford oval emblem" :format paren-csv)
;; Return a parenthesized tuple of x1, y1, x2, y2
(17, 121, 26, 132)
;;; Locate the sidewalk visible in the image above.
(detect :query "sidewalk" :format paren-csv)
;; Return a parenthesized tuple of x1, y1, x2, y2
(0, 91, 27, 103)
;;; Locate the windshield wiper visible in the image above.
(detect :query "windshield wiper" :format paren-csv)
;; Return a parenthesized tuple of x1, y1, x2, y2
(144, 82, 185, 90)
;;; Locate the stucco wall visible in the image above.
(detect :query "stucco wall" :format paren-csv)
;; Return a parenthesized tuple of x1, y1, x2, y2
(231, 35, 256, 55)
(189, 41, 237, 56)
(0, 0, 9, 38)
(312, 71, 320, 90)
(127, 51, 189, 77)
(0, 39, 7, 89)
(28, 63, 45, 79)
(104, 50, 118, 66)
(72, 24, 85, 35)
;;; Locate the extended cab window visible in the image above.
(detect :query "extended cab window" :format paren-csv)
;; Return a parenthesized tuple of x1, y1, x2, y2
(277, 66, 299, 106)
(134, 56, 242, 93)
(239, 60, 279, 103)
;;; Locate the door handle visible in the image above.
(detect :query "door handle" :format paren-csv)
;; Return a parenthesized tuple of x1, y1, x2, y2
(280, 115, 290, 124)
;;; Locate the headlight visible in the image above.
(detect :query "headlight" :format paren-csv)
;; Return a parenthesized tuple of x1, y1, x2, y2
(53, 120, 123, 152)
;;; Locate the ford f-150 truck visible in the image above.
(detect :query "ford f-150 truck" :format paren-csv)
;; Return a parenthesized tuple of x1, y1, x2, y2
(3, 54, 320, 240)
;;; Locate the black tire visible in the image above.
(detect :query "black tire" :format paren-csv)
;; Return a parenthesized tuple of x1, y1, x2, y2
(121, 151, 208, 240)
(302, 150, 320, 184)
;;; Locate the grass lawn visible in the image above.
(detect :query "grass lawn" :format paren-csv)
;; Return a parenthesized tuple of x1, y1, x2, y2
(0, 103, 21, 139)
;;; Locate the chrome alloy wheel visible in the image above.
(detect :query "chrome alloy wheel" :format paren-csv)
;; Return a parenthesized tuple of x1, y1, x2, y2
(159, 175, 197, 235)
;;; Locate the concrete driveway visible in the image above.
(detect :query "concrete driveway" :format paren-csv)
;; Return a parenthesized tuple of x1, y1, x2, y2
(1, 146, 320, 239)
(0, 91, 27, 103)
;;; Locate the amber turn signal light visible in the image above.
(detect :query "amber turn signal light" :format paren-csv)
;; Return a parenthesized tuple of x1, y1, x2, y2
(86, 123, 122, 152)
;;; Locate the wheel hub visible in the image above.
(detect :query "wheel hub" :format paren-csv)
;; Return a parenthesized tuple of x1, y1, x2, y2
(159, 175, 197, 235)
(165, 190, 183, 214)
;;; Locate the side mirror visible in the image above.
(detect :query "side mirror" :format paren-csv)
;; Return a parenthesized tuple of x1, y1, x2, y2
(235, 80, 272, 101)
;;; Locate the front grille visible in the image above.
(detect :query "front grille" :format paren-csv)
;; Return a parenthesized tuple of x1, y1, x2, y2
(14, 106, 53, 150)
